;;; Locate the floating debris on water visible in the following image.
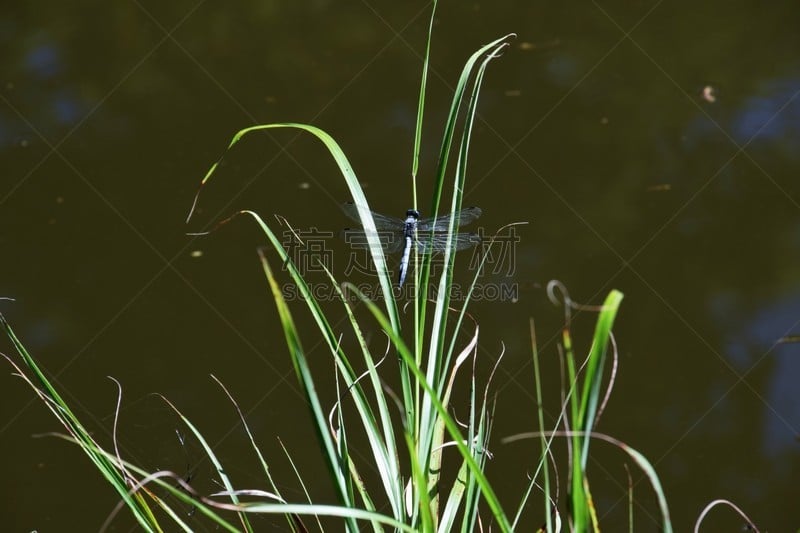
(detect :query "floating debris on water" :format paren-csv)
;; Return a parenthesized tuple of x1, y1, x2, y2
(518, 39, 561, 51)
(701, 85, 717, 103)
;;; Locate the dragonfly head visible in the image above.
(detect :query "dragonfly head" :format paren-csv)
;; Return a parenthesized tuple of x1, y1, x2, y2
(406, 209, 420, 220)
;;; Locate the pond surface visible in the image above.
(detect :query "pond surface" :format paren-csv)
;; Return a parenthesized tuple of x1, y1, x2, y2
(2, 1, 799, 530)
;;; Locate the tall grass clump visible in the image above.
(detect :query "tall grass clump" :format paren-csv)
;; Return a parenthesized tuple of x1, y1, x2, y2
(1, 2, 698, 531)
(178, 10, 517, 527)
(502, 285, 672, 532)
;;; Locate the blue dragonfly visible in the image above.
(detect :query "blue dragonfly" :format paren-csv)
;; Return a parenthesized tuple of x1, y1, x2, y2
(342, 202, 482, 287)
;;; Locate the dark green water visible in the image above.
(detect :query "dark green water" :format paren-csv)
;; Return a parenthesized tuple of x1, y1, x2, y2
(2, 1, 799, 530)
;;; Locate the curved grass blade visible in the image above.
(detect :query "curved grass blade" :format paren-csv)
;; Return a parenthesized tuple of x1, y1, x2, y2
(188, 123, 399, 335)
(277, 437, 323, 532)
(416, 37, 514, 517)
(568, 289, 623, 531)
(228, 210, 404, 520)
(1, 314, 162, 531)
(97, 467, 239, 533)
(203, 209, 397, 516)
(320, 263, 404, 519)
(503, 430, 672, 533)
(428, 317, 478, 523)
(578, 290, 624, 460)
(414, 33, 514, 324)
(416, 35, 513, 460)
(233, 503, 417, 531)
(157, 395, 253, 533)
(257, 249, 360, 532)
(210, 375, 304, 533)
(343, 283, 512, 531)
(694, 499, 759, 533)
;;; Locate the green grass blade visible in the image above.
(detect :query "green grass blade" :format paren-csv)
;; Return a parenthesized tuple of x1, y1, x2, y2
(424, 33, 514, 228)
(428, 320, 478, 523)
(578, 290, 624, 467)
(189, 123, 399, 334)
(437, 458, 467, 533)
(461, 350, 498, 533)
(427, 36, 510, 382)
(344, 283, 512, 531)
(527, 320, 553, 532)
(596, 433, 671, 533)
(257, 250, 359, 532)
(85, 443, 241, 532)
(234, 503, 417, 531)
(561, 318, 589, 530)
(414, 34, 513, 324)
(216, 209, 401, 516)
(209, 375, 303, 532)
(320, 264, 404, 518)
(406, 429, 434, 530)
(417, 40, 511, 523)
(157, 395, 253, 533)
(277, 437, 324, 532)
(434, 38, 509, 367)
(222, 211, 405, 520)
(411, 0, 437, 186)
(1, 314, 163, 531)
(417, 28, 512, 477)
(579, 431, 673, 533)
(333, 368, 357, 516)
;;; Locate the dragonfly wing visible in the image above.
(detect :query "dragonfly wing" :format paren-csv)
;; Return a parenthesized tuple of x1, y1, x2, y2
(341, 202, 404, 230)
(341, 228, 406, 253)
(415, 232, 481, 254)
(417, 207, 482, 231)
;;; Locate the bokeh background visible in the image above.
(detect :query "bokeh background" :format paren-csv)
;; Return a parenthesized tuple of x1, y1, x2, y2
(2, 1, 799, 530)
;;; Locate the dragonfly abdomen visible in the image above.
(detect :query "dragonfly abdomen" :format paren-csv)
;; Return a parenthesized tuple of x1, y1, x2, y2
(398, 235, 413, 287)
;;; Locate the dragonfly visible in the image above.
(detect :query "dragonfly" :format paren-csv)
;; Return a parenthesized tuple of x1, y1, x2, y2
(341, 202, 482, 287)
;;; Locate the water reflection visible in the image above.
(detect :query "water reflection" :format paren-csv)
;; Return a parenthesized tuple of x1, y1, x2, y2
(732, 78, 800, 146)
(2, 1, 800, 530)
(710, 290, 800, 455)
(685, 75, 800, 152)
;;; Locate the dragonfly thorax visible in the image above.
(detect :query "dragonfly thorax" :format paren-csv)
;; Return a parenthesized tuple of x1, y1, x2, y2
(341, 201, 482, 288)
